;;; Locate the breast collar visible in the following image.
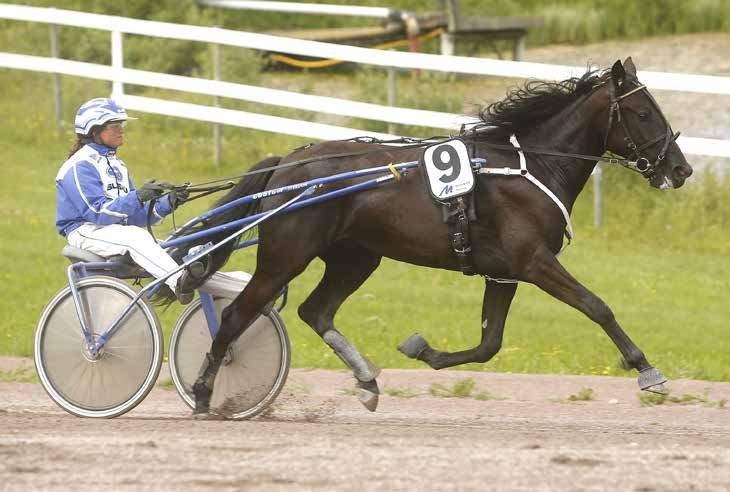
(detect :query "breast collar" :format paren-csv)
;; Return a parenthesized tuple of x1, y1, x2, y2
(477, 134, 574, 249)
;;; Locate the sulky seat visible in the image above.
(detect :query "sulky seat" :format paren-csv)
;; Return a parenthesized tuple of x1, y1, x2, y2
(61, 245, 149, 278)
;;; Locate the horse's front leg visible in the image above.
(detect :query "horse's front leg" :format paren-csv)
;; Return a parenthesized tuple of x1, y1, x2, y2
(522, 246, 668, 393)
(398, 280, 517, 369)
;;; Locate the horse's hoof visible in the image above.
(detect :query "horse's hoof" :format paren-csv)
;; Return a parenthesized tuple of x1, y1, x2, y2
(638, 367, 668, 391)
(358, 389, 379, 412)
(192, 409, 211, 420)
(192, 411, 225, 421)
(356, 379, 380, 412)
(643, 383, 669, 395)
(397, 333, 429, 359)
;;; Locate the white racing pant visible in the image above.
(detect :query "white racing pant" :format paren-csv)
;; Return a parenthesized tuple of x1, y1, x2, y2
(67, 223, 183, 291)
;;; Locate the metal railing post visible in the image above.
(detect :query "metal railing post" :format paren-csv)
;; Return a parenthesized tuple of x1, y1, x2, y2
(49, 17, 63, 137)
(213, 32, 221, 166)
(110, 30, 124, 98)
(593, 163, 603, 228)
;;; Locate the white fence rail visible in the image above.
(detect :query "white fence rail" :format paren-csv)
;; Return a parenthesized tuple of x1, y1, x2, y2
(0, 52, 473, 131)
(198, 0, 400, 19)
(2, 4, 730, 95)
(2, 51, 728, 157)
(1, 3, 729, 158)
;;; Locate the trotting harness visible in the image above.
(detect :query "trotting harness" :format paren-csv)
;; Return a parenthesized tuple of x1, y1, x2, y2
(157, 77, 678, 281)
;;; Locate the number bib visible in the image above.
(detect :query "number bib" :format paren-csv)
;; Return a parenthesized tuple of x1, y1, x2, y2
(420, 139, 474, 200)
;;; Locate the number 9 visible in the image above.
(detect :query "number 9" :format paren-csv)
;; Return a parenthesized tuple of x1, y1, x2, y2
(432, 145, 460, 183)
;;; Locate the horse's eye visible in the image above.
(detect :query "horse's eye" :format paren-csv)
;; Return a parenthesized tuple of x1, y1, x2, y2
(638, 111, 650, 121)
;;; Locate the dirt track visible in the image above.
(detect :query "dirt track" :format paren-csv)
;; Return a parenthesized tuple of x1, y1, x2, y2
(1, 356, 729, 492)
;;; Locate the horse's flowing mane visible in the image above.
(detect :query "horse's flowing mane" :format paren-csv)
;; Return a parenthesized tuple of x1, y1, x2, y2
(477, 68, 609, 133)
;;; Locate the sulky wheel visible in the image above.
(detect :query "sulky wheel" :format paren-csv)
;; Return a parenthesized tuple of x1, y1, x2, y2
(168, 296, 290, 420)
(34, 276, 163, 418)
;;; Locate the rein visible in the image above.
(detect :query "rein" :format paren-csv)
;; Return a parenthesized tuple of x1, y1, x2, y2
(141, 139, 432, 242)
(183, 136, 443, 188)
(145, 182, 238, 243)
(462, 138, 648, 168)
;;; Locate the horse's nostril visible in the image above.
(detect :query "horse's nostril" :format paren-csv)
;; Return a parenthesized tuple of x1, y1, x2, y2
(674, 166, 692, 179)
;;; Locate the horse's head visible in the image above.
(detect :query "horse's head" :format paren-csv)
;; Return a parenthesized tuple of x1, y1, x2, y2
(603, 58, 693, 189)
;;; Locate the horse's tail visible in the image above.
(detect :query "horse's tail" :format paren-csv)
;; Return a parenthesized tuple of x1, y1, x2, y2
(153, 156, 281, 305)
(212, 155, 282, 226)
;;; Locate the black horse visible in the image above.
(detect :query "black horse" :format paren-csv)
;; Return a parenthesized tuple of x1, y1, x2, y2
(183, 58, 693, 416)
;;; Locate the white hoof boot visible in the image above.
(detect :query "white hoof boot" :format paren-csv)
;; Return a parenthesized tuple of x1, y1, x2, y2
(397, 333, 429, 359)
(644, 383, 669, 395)
(638, 367, 668, 392)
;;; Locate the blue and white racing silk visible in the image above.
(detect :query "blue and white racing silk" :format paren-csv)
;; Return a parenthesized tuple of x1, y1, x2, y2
(55, 143, 173, 237)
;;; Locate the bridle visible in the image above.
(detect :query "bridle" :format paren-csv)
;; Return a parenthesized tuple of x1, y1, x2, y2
(604, 78, 680, 180)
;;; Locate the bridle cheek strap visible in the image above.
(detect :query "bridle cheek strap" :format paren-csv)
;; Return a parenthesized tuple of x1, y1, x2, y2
(604, 80, 679, 179)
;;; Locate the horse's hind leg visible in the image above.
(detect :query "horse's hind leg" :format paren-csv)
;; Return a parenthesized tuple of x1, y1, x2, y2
(193, 248, 317, 417)
(398, 279, 517, 370)
(298, 243, 383, 411)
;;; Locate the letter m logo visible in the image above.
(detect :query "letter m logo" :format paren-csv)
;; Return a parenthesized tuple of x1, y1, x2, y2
(439, 184, 453, 197)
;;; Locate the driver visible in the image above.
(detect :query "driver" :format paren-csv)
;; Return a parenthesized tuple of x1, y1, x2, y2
(55, 97, 201, 304)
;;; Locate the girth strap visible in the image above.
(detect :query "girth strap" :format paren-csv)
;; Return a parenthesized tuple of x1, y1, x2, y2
(443, 196, 476, 276)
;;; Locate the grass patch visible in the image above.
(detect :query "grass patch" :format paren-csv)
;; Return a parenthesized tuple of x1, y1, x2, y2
(157, 378, 176, 390)
(567, 388, 596, 402)
(383, 386, 420, 398)
(430, 378, 477, 398)
(429, 378, 503, 400)
(0, 367, 39, 383)
(638, 389, 727, 408)
(473, 391, 500, 401)
(342, 386, 421, 398)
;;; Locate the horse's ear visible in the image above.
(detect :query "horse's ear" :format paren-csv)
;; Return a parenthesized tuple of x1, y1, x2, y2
(623, 57, 637, 76)
(611, 59, 626, 84)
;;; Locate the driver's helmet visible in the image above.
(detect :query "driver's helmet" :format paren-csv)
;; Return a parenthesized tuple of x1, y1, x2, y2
(74, 98, 136, 135)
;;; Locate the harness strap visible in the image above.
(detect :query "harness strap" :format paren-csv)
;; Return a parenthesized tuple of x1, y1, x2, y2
(387, 162, 402, 182)
(477, 135, 574, 245)
(444, 196, 475, 276)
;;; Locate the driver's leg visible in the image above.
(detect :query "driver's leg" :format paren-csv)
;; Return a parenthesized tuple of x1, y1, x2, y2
(68, 223, 191, 296)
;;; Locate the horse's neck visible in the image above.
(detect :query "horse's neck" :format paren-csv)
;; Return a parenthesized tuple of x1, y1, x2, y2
(519, 92, 607, 211)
